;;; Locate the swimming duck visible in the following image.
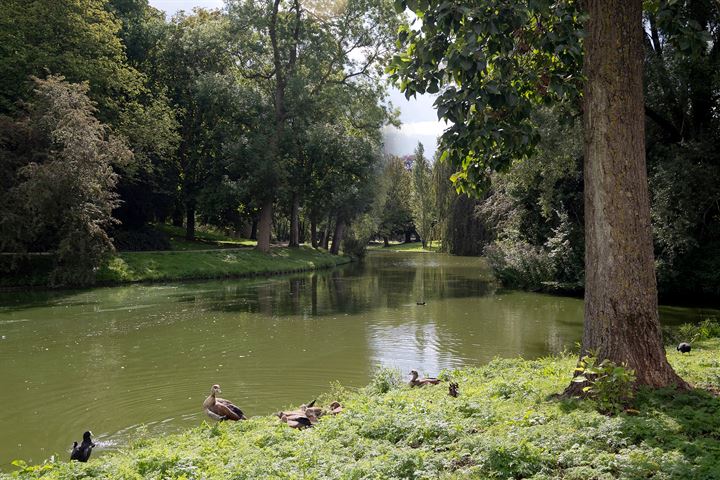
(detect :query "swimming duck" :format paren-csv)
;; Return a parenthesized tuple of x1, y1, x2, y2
(677, 342, 692, 354)
(203, 384, 247, 421)
(70, 431, 95, 462)
(409, 369, 441, 387)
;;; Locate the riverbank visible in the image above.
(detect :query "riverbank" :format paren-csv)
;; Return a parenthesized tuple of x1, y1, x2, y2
(368, 241, 442, 252)
(0, 246, 351, 289)
(6, 339, 719, 479)
(96, 246, 351, 284)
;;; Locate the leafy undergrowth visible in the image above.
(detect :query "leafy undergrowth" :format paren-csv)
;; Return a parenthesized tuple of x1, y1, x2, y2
(6, 341, 720, 479)
(97, 246, 351, 283)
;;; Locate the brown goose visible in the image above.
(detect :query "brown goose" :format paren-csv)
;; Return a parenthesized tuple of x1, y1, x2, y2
(328, 401, 343, 415)
(279, 412, 313, 429)
(409, 369, 441, 387)
(203, 384, 247, 421)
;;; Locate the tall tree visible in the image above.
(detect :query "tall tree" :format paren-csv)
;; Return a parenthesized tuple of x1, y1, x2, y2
(227, 0, 400, 252)
(410, 143, 434, 248)
(158, 9, 235, 240)
(0, 76, 131, 285)
(579, 0, 685, 388)
(391, 0, 687, 388)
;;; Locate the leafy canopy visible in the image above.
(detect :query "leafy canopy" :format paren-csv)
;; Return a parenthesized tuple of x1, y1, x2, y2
(388, 0, 584, 195)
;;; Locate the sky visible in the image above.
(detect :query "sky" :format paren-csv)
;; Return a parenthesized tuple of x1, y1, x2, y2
(147, 0, 443, 158)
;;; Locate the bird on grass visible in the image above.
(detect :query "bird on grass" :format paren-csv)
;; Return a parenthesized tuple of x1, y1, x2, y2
(416, 301, 426, 306)
(70, 431, 95, 462)
(677, 342, 692, 354)
(203, 384, 247, 421)
(409, 369, 441, 387)
(448, 382, 459, 398)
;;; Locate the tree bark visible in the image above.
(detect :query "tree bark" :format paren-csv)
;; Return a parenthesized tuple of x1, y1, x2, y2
(322, 214, 332, 250)
(330, 217, 345, 255)
(185, 201, 195, 241)
(383, 236, 389, 247)
(250, 219, 258, 240)
(289, 192, 300, 247)
(404, 230, 411, 243)
(310, 217, 318, 248)
(571, 0, 687, 391)
(256, 199, 273, 253)
(172, 206, 184, 227)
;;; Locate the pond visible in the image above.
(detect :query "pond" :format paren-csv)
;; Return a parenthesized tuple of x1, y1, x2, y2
(0, 251, 716, 468)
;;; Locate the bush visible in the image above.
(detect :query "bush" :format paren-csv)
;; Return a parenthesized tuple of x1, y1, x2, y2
(572, 353, 636, 415)
(663, 318, 720, 346)
(342, 235, 367, 260)
(484, 238, 555, 291)
(366, 366, 403, 394)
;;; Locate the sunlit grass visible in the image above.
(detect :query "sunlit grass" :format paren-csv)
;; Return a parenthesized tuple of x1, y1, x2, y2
(7, 340, 719, 479)
(368, 241, 443, 252)
(155, 224, 257, 251)
(96, 246, 350, 283)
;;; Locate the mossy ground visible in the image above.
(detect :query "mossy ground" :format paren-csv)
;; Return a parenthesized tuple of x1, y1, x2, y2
(6, 340, 720, 479)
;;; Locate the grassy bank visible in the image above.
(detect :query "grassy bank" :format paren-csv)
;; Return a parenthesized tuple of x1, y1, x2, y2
(368, 241, 442, 253)
(95, 246, 350, 284)
(7, 341, 720, 479)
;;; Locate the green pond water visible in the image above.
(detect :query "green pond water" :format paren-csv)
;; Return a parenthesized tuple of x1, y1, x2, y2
(0, 251, 717, 468)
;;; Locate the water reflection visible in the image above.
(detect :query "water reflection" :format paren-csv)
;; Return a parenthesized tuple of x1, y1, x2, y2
(0, 251, 716, 468)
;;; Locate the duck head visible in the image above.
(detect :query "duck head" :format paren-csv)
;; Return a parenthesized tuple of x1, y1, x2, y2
(409, 370, 419, 380)
(210, 384, 221, 395)
(82, 431, 93, 442)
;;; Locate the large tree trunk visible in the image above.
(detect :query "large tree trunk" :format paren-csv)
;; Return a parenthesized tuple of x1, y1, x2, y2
(322, 214, 332, 250)
(573, 0, 687, 390)
(256, 199, 273, 253)
(185, 201, 195, 241)
(250, 219, 258, 240)
(289, 193, 300, 247)
(310, 216, 318, 248)
(330, 217, 345, 255)
(383, 236, 389, 247)
(172, 205, 184, 227)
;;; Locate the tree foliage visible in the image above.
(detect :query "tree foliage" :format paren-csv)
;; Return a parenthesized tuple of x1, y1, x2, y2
(0, 77, 131, 285)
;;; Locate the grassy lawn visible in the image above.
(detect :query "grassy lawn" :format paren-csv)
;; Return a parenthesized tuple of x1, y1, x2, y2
(7, 339, 720, 479)
(368, 241, 442, 253)
(1, 226, 352, 288)
(156, 224, 257, 250)
(96, 246, 350, 283)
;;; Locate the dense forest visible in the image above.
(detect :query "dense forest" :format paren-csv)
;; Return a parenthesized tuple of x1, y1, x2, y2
(0, 0, 402, 284)
(1, 0, 719, 304)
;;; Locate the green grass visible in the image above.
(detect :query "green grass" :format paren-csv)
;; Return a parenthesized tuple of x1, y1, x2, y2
(368, 241, 442, 253)
(7, 340, 720, 479)
(156, 224, 257, 251)
(96, 246, 350, 283)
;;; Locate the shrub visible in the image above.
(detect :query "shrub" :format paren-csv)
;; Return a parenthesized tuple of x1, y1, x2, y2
(366, 366, 403, 394)
(484, 238, 555, 291)
(663, 318, 720, 346)
(342, 235, 367, 260)
(572, 353, 636, 415)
